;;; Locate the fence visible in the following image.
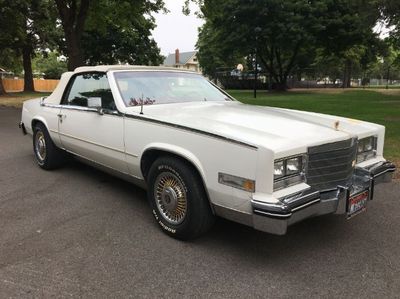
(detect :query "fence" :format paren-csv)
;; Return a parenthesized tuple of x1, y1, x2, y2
(2, 79, 59, 92)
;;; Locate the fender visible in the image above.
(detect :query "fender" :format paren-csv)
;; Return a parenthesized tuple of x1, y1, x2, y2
(141, 142, 207, 185)
(140, 142, 216, 214)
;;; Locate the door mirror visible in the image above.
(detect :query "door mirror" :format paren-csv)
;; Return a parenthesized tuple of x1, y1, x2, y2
(87, 97, 102, 109)
(87, 97, 104, 115)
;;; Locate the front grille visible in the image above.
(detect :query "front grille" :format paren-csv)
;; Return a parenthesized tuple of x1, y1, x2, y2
(306, 138, 357, 191)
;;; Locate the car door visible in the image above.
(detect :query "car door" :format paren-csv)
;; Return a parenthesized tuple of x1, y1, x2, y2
(58, 72, 128, 173)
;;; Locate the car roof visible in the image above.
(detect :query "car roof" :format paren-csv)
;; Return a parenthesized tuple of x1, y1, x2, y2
(74, 65, 197, 74)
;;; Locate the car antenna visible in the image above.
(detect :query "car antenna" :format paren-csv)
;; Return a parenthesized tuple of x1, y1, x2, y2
(140, 93, 144, 115)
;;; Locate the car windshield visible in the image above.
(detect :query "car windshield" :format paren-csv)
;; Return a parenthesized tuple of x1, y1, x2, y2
(114, 71, 231, 106)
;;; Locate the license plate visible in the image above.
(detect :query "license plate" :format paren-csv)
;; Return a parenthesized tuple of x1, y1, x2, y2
(347, 190, 369, 219)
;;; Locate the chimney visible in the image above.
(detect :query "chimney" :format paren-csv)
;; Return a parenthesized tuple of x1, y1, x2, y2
(175, 49, 180, 65)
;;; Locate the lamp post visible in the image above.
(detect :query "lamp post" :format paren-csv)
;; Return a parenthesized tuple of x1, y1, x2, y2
(253, 27, 262, 98)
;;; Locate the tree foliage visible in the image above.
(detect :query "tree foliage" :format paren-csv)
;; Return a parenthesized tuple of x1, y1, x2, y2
(81, 0, 164, 66)
(32, 51, 67, 79)
(195, 0, 381, 89)
(54, 0, 165, 70)
(0, 0, 57, 92)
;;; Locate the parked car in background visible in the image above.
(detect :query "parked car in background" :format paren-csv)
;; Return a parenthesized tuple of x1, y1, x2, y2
(20, 66, 396, 240)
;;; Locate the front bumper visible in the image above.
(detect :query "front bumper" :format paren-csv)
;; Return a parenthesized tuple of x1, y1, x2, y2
(251, 161, 396, 235)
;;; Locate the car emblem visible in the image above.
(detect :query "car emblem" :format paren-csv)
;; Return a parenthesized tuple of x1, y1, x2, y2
(334, 121, 340, 130)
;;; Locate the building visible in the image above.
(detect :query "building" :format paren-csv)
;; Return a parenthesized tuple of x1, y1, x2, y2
(163, 49, 200, 72)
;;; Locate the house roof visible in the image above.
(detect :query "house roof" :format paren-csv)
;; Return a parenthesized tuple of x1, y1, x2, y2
(163, 51, 197, 66)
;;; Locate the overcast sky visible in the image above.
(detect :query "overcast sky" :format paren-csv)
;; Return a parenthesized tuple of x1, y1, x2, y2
(152, 0, 204, 56)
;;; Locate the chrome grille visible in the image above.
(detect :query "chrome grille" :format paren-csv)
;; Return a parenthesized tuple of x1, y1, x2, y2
(306, 138, 357, 191)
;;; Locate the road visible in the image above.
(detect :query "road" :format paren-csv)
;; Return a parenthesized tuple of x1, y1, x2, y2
(1, 106, 399, 298)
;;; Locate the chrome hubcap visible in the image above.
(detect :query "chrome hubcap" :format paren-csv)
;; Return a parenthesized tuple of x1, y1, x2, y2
(35, 131, 46, 162)
(154, 172, 187, 225)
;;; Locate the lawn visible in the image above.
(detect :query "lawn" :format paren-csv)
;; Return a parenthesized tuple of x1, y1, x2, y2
(0, 91, 50, 108)
(229, 89, 400, 177)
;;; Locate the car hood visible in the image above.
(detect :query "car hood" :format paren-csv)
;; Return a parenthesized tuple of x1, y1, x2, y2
(125, 101, 383, 154)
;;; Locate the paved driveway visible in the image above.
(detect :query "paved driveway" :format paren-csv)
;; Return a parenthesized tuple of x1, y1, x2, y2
(1, 106, 399, 298)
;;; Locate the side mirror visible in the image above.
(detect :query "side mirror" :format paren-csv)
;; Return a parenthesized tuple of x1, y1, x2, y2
(88, 97, 102, 108)
(87, 97, 104, 115)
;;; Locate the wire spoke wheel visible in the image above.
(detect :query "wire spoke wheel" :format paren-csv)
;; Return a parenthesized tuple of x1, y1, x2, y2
(154, 172, 187, 225)
(35, 131, 47, 162)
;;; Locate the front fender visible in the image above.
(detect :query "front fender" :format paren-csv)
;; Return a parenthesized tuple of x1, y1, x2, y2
(141, 142, 207, 183)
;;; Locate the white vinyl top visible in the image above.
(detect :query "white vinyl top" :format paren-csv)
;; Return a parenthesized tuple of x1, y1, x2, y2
(44, 65, 197, 104)
(74, 65, 195, 73)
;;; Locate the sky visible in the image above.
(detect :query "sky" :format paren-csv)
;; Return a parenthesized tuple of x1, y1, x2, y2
(151, 0, 204, 56)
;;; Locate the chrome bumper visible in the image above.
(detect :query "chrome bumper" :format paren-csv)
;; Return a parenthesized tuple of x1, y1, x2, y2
(251, 161, 396, 235)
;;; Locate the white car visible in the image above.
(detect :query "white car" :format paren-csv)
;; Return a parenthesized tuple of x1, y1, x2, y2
(20, 65, 396, 240)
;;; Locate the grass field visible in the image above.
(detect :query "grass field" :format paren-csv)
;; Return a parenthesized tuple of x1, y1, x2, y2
(1, 89, 399, 176)
(0, 92, 50, 108)
(229, 89, 400, 176)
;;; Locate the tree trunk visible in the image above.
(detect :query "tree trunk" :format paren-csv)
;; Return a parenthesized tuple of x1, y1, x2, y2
(65, 32, 85, 71)
(23, 45, 34, 92)
(275, 78, 288, 91)
(0, 77, 6, 95)
(342, 59, 352, 88)
(54, 0, 91, 71)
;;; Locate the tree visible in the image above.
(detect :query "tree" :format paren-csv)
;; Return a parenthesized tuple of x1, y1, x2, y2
(81, 0, 164, 66)
(54, 0, 165, 70)
(194, 0, 380, 90)
(315, 0, 381, 87)
(0, 49, 24, 95)
(53, 0, 91, 70)
(380, 0, 400, 43)
(0, 0, 57, 92)
(32, 51, 68, 79)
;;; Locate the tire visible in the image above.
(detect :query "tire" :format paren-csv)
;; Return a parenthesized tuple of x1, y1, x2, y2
(33, 123, 67, 170)
(147, 156, 215, 240)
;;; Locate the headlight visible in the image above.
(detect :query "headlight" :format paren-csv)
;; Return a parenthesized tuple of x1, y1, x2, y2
(274, 154, 306, 191)
(357, 136, 377, 163)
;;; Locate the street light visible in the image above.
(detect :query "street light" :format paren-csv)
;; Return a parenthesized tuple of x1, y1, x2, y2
(254, 26, 262, 98)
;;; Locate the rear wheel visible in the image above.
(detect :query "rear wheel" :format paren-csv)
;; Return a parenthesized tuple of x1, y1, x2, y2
(33, 123, 67, 170)
(147, 156, 215, 240)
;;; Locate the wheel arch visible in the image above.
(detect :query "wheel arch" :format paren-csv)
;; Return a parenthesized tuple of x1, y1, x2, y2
(140, 144, 215, 213)
(31, 116, 49, 132)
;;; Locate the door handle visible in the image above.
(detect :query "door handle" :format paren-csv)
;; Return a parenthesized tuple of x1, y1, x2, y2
(57, 114, 66, 122)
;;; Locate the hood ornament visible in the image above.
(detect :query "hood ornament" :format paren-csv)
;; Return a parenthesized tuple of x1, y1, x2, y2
(334, 121, 340, 131)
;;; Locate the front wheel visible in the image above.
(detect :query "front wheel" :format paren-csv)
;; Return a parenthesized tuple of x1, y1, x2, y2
(147, 156, 215, 240)
(33, 123, 67, 170)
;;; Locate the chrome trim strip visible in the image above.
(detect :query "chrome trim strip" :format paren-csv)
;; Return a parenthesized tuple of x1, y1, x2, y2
(58, 132, 126, 154)
(373, 168, 396, 179)
(126, 151, 139, 158)
(124, 113, 258, 150)
(253, 209, 292, 218)
(42, 102, 122, 117)
(291, 198, 321, 212)
(41, 103, 62, 108)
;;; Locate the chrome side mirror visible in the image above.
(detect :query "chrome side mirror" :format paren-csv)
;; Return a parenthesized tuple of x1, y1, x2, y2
(87, 97, 104, 115)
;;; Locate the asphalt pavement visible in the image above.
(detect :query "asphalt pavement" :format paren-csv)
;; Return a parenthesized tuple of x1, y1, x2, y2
(1, 106, 400, 298)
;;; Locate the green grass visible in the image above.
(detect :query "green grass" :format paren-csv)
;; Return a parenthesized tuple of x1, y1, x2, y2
(0, 91, 50, 108)
(228, 89, 400, 167)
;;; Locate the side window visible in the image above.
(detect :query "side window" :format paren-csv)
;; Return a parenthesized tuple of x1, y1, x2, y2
(62, 73, 116, 110)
